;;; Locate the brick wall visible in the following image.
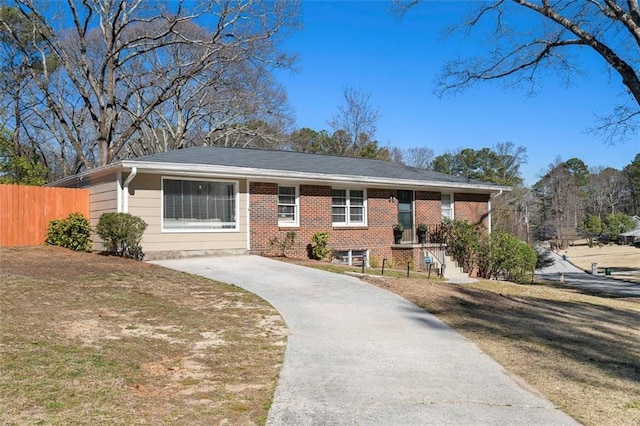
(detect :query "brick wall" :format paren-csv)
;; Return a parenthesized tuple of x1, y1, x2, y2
(249, 182, 279, 253)
(250, 184, 400, 261)
(249, 183, 491, 264)
(454, 193, 490, 229)
(415, 191, 441, 226)
(390, 246, 413, 268)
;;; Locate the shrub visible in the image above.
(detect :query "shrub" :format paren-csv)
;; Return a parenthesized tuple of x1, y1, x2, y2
(535, 247, 555, 270)
(490, 232, 537, 284)
(310, 232, 329, 260)
(441, 218, 482, 273)
(44, 213, 92, 252)
(95, 212, 147, 260)
(269, 231, 296, 257)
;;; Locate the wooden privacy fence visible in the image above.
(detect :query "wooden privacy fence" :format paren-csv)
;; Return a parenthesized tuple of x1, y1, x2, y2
(0, 184, 89, 247)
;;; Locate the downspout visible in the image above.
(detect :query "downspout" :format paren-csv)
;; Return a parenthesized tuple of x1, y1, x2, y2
(122, 167, 137, 214)
(489, 190, 504, 234)
(116, 172, 123, 213)
(246, 180, 251, 252)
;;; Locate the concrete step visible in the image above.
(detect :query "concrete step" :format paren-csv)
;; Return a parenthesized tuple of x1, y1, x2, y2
(442, 254, 468, 279)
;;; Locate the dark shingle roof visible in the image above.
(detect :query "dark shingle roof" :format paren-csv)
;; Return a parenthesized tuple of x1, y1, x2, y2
(133, 146, 496, 187)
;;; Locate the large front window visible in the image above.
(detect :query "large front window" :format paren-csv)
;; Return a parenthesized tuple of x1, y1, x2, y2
(163, 178, 237, 231)
(332, 189, 366, 226)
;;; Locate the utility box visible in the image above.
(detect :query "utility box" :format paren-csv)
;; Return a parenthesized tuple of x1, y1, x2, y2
(591, 263, 598, 275)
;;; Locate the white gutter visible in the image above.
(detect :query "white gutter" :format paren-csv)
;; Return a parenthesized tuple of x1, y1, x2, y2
(120, 161, 512, 194)
(49, 159, 512, 194)
(122, 167, 137, 213)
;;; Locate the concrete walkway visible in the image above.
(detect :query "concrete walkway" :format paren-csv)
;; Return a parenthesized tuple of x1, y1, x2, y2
(155, 255, 579, 425)
(536, 251, 640, 298)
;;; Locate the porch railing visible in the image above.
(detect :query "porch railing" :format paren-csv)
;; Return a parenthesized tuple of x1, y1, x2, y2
(400, 224, 447, 245)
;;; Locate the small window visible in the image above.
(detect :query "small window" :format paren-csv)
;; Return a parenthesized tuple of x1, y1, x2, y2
(278, 186, 298, 226)
(332, 249, 369, 267)
(332, 189, 366, 226)
(442, 193, 453, 220)
(163, 178, 238, 231)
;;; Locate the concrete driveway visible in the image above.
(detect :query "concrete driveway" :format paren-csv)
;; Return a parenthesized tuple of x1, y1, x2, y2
(536, 251, 640, 298)
(155, 255, 579, 425)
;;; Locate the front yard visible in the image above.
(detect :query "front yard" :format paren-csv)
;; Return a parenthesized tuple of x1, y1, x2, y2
(0, 246, 286, 425)
(2, 247, 639, 426)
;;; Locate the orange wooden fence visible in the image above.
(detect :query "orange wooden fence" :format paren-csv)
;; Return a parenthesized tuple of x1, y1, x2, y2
(0, 184, 89, 246)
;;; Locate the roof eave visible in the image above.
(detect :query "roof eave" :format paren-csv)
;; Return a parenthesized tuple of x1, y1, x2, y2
(50, 160, 512, 193)
(47, 162, 124, 187)
(128, 161, 511, 192)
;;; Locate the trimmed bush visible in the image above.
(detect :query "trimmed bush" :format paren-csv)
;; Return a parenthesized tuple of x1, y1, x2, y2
(310, 232, 329, 260)
(44, 213, 93, 252)
(44, 213, 93, 251)
(96, 212, 147, 260)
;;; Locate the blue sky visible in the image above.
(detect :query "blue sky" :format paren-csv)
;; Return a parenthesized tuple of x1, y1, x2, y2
(274, 1, 639, 186)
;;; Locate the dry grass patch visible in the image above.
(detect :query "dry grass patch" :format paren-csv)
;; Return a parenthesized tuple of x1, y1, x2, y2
(563, 243, 640, 283)
(0, 246, 286, 425)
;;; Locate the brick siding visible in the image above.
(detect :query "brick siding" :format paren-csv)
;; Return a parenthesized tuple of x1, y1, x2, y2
(454, 193, 490, 228)
(415, 191, 441, 226)
(249, 183, 491, 265)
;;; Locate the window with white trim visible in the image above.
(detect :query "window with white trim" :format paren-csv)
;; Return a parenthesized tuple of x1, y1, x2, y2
(441, 193, 453, 220)
(332, 189, 366, 226)
(278, 185, 298, 226)
(162, 178, 237, 231)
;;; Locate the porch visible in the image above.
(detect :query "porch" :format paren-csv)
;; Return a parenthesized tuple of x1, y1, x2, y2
(396, 224, 446, 246)
(390, 224, 468, 280)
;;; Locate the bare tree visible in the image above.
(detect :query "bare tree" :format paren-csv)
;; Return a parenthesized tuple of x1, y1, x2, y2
(388, 145, 405, 165)
(587, 166, 630, 216)
(534, 158, 582, 246)
(394, 0, 640, 143)
(121, 49, 294, 158)
(1, 0, 300, 170)
(328, 86, 382, 157)
(493, 186, 538, 244)
(404, 146, 434, 169)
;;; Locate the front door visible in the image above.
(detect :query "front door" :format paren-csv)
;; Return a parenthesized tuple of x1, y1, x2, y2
(397, 190, 413, 242)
